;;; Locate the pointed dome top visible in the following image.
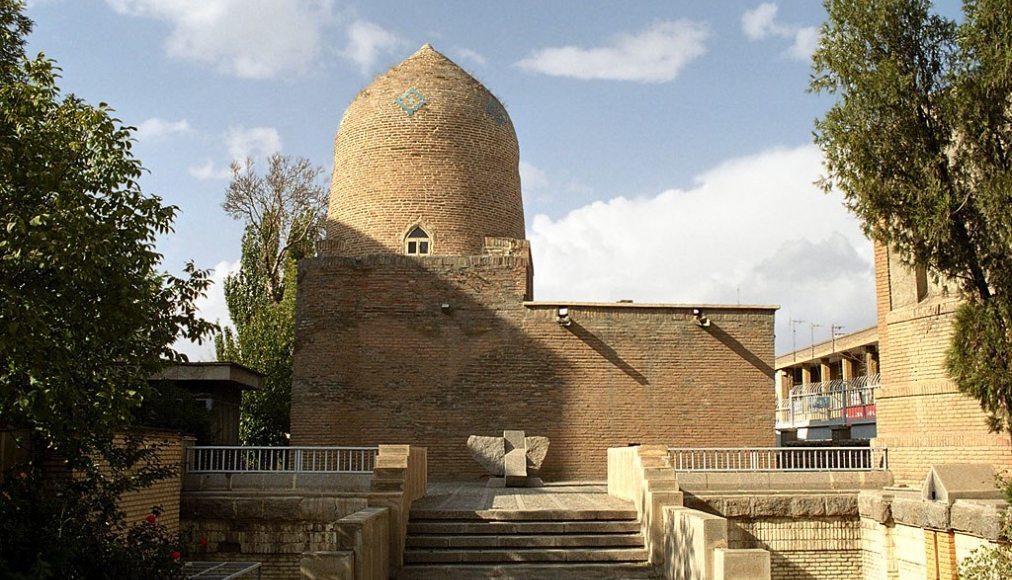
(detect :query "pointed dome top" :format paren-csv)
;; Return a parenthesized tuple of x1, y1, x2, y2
(326, 44, 525, 257)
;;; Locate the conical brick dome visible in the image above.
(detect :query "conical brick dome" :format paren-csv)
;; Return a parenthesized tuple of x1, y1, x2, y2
(326, 44, 525, 257)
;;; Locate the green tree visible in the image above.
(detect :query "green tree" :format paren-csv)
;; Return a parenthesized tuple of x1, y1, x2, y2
(0, 0, 213, 575)
(215, 154, 326, 445)
(812, 0, 1012, 434)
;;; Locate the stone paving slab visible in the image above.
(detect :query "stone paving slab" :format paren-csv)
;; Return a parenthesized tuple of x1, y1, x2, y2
(412, 482, 634, 516)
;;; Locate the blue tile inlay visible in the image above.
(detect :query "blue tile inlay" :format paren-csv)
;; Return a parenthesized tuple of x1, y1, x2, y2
(395, 87, 427, 117)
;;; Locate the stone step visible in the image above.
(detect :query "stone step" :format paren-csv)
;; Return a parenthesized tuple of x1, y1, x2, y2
(407, 520, 641, 535)
(406, 533, 645, 549)
(404, 547, 649, 564)
(409, 509, 638, 521)
(397, 562, 659, 579)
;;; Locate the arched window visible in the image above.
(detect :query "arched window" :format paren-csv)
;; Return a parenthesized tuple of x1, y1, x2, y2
(405, 226, 431, 255)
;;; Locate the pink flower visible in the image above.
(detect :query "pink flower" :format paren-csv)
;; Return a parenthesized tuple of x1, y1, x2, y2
(170, 551, 181, 561)
(145, 514, 157, 524)
(198, 537, 208, 546)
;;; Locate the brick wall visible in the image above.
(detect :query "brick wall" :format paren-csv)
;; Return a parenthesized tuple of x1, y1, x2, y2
(873, 242, 1012, 484)
(118, 430, 185, 533)
(292, 248, 775, 480)
(729, 517, 862, 580)
(327, 45, 524, 258)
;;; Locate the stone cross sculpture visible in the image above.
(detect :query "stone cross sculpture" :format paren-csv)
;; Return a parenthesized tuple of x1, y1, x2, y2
(467, 430, 549, 487)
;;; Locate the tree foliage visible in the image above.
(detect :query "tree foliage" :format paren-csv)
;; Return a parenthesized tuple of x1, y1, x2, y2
(812, 0, 1012, 433)
(0, 0, 212, 574)
(216, 155, 326, 445)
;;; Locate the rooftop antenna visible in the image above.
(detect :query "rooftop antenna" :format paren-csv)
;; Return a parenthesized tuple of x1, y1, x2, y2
(790, 318, 806, 362)
(831, 324, 845, 353)
(810, 322, 823, 360)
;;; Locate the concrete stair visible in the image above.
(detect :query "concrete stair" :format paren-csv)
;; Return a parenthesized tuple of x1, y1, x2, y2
(398, 507, 658, 579)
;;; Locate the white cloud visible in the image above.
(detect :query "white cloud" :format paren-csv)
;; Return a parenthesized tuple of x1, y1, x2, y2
(516, 20, 709, 83)
(188, 159, 231, 181)
(528, 144, 876, 354)
(106, 0, 336, 78)
(226, 126, 282, 161)
(520, 161, 549, 190)
(789, 27, 820, 60)
(453, 47, 487, 67)
(341, 20, 403, 75)
(741, 3, 819, 61)
(173, 260, 239, 361)
(742, 3, 782, 40)
(135, 117, 193, 141)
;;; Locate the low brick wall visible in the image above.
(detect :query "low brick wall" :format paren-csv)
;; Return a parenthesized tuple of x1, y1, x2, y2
(118, 430, 186, 533)
(685, 492, 861, 580)
(858, 490, 1007, 579)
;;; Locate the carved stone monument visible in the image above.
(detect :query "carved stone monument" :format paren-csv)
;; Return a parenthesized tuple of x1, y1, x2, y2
(466, 431, 548, 487)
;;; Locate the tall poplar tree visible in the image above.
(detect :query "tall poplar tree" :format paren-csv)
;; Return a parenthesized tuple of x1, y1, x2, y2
(215, 155, 327, 445)
(812, 0, 1012, 438)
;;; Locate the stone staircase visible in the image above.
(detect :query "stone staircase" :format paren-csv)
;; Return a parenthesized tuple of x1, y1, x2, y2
(397, 506, 658, 579)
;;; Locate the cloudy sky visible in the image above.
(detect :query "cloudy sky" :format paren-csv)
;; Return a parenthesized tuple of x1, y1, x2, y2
(23, 1, 962, 358)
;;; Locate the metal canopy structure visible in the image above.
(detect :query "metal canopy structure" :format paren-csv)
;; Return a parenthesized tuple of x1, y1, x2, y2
(183, 561, 262, 580)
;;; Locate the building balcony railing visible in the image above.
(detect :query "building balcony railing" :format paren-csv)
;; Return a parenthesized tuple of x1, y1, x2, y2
(668, 446, 888, 472)
(776, 374, 880, 430)
(185, 446, 379, 474)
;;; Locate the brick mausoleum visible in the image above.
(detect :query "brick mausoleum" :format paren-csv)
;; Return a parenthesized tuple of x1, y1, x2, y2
(290, 45, 777, 480)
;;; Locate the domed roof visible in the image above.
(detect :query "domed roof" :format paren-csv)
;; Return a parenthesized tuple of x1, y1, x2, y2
(326, 44, 526, 257)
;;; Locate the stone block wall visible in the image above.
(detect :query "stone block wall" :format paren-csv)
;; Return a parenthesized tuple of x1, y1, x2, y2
(873, 242, 1012, 484)
(293, 249, 775, 480)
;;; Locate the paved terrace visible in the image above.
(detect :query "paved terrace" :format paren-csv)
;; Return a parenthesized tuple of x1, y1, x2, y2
(410, 481, 636, 518)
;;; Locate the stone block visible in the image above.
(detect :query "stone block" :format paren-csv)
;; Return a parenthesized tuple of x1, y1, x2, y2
(713, 548, 771, 580)
(505, 449, 527, 486)
(824, 494, 859, 516)
(503, 430, 525, 451)
(749, 495, 792, 517)
(467, 435, 504, 476)
(300, 550, 355, 580)
(922, 464, 1003, 502)
(525, 436, 549, 474)
(892, 497, 950, 529)
(858, 491, 892, 523)
(789, 495, 827, 517)
(951, 499, 1009, 541)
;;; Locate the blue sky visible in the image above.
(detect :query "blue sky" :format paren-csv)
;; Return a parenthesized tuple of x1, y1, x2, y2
(24, 1, 957, 358)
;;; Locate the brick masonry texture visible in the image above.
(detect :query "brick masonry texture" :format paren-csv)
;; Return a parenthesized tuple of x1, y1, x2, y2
(873, 242, 1012, 484)
(117, 430, 184, 534)
(326, 45, 524, 258)
(292, 246, 775, 480)
(293, 45, 776, 481)
(728, 516, 861, 580)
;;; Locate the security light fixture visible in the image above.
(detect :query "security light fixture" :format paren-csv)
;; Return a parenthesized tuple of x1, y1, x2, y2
(440, 303, 452, 314)
(556, 306, 571, 327)
(692, 308, 710, 328)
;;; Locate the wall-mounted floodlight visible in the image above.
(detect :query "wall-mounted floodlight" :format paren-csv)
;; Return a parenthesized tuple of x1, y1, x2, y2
(440, 303, 452, 314)
(692, 308, 710, 328)
(556, 306, 571, 327)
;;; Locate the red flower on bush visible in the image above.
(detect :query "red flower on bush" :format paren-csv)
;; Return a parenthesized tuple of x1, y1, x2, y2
(199, 537, 208, 546)
(170, 551, 181, 561)
(145, 514, 157, 524)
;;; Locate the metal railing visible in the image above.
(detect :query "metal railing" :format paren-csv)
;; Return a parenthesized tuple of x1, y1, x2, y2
(668, 447, 888, 472)
(185, 446, 378, 474)
(776, 374, 880, 429)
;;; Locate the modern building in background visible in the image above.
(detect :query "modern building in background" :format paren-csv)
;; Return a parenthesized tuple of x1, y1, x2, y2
(775, 326, 879, 443)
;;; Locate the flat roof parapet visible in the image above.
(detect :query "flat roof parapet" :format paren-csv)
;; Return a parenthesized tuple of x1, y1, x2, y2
(523, 301, 779, 311)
